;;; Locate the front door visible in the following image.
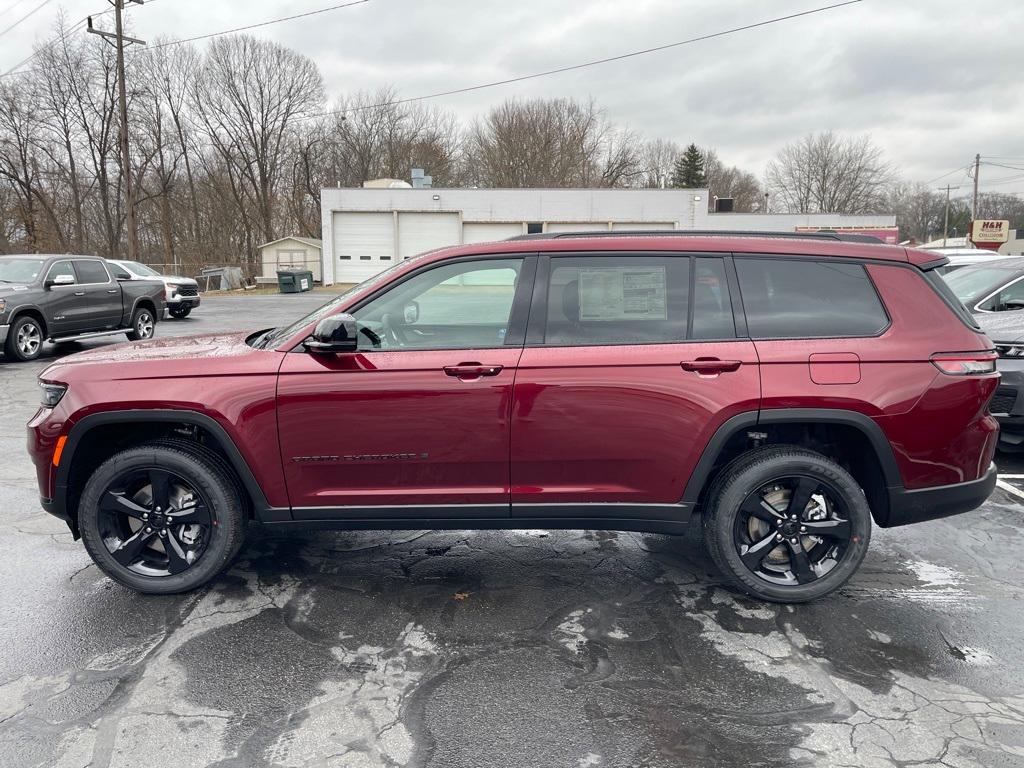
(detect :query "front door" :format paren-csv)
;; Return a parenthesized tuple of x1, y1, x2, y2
(43, 259, 86, 336)
(277, 256, 535, 518)
(510, 253, 761, 518)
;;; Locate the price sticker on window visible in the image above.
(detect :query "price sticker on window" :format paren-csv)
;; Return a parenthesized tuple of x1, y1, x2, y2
(578, 267, 667, 321)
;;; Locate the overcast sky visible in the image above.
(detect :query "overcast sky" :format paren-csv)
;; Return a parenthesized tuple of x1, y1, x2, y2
(3, 0, 1022, 194)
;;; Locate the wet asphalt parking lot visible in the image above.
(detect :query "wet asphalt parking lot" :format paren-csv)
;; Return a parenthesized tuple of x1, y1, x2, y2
(1, 294, 1023, 768)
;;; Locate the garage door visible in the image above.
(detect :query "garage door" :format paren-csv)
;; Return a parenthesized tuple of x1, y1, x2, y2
(333, 212, 394, 281)
(610, 222, 675, 231)
(398, 212, 461, 259)
(544, 222, 609, 233)
(463, 222, 524, 244)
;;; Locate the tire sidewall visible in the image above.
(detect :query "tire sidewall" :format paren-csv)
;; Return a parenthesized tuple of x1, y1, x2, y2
(6, 316, 43, 361)
(79, 447, 240, 593)
(708, 452, 872, 602)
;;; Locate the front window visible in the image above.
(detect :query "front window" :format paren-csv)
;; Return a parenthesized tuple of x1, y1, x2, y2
(353, 259, 522, 350)
(0, 258, 45, 284)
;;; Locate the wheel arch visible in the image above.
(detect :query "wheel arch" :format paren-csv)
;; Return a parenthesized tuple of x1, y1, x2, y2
(7, 305, 48, 337)
(131, 296, 158, 320)
(683, 409, 902, 527)
(56, 410, 275, 534)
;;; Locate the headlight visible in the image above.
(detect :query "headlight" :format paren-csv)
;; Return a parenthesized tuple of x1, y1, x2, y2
(40, 382, 67, 408)
(165, 286, 176, 300)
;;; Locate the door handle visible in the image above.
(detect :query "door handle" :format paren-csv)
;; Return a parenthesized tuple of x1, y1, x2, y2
(107, 289, 118, 293)
(444, 363, 504, 380)
(73, 291, 86, 296)
(681, 358, 742, 375)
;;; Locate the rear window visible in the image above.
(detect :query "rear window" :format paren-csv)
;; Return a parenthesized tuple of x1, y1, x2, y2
(736, 258, 888, 339)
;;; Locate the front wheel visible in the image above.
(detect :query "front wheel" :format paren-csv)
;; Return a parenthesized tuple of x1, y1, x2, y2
(78, 442, 248, 594)
(4, 315, 44, 361)
(702, 446, 872, 603)
(126, 306, 155, 341)
(169, 305, 192, 319)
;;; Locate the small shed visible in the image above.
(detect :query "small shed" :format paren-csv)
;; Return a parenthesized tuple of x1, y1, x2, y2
(258, 236, 323, 283)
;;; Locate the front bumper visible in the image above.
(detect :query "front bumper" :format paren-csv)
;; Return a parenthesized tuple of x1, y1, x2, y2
(167, 295, 201, 307)
(884, 462, 997, 527)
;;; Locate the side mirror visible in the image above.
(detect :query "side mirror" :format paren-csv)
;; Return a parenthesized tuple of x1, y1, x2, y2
(305, 314, 359, 354)
(45, 274, 75, 289)
(1004, 300, 1024, 311)
(403, 301, 419, 325)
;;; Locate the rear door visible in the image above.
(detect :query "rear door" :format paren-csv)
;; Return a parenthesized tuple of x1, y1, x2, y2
(72, 259, 122, 329)
(510, 252, 760, 519)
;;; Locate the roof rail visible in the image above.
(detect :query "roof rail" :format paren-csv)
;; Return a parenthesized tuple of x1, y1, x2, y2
(506, 229, 885, 244)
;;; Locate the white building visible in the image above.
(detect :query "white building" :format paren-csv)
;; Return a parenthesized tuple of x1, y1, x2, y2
(257, 236, 323, 283)
(319, 187, 896, 285)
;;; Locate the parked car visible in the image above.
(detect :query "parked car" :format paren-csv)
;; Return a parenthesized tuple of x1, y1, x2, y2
(0, 254, 165, 362)
(28, 233, 998, 602)
(107, 259, 201, 319)
(925, 248, 1016, 274)
(942, 258, 1024, 450)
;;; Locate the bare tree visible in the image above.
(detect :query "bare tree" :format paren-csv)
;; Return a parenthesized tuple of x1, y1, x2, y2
(639, 139, 680, 189)
(191, 35, 324, 259)
(704, 149, 762, 212)
(765, 131, 894, 214)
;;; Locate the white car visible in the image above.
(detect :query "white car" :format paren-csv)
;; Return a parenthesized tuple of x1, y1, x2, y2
(107, 260, 201, 319)
(924, 247, 1016, 274)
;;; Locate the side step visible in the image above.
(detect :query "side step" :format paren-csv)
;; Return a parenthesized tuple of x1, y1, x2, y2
(49, 328, 130, 343)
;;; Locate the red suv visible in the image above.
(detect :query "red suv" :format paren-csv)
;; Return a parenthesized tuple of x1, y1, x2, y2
(27, 233, 999, 602)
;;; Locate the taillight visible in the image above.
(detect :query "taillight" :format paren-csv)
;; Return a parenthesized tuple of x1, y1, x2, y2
(930, 351, 997, 375)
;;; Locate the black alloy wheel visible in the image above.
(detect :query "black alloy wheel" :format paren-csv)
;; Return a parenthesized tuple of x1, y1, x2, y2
(79, 441, 247, 593)
(97, 467, 212, 576)
(703, 446, 872, 603)
(734, 476, 853, 587)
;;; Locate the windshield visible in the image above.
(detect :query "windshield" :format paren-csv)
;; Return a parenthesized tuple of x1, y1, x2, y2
(255, 257, 421, 349)
(0, 258, 46, 284)
(123, 261, 162, 277)
(943, 266, 1020, 303)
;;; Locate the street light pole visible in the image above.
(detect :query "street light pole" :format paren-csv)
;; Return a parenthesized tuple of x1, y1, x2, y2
(937, 184, 959, 248)
(88, 1, 145, 261)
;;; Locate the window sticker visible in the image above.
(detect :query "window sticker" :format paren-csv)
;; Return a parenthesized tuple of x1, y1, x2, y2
(578, 267, 668, 321)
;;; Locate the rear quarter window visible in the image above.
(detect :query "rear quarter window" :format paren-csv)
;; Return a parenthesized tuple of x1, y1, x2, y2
(735, 258, 889, 339)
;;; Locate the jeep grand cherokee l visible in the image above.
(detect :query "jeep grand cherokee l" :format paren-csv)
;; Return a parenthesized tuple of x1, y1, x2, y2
(27, 233, 998, 602)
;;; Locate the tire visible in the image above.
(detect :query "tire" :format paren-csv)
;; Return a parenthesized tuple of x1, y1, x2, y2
(126, 306, 155, 341)
(169, 305, 192, 319)
(702, 446, 872, 603)
(78, 441, 248, 594)
(4, 314, 44, 361)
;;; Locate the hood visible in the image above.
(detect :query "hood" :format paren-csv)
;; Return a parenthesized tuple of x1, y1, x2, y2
(163, 276, 198, 287)
(40, 331, 267, 382)
(974, 311, 1024, 343)
(0, 283, 37, 296)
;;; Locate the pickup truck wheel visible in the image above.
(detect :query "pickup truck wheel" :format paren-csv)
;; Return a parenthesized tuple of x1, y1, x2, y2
(126, 307, 155, 341)
(169, 305, 192, 319)
(78, 443, 247, 594)
(702, 446, 872, 603)
(4, 315, 44, 361)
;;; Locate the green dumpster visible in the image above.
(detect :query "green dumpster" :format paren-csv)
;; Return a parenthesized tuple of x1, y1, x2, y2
(277, 269, 314, 293)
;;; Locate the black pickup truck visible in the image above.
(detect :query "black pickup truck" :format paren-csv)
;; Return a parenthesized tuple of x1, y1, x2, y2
(0, 255, 165, 362)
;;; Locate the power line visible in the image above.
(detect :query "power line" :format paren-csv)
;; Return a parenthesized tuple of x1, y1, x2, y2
(923, 164, 972, 186)
(303, 0, 864, 121)
(148, 0, 373, 50)
(0, 0, 54, 39)
(0, 0, 32, 20)
(983, 161, 1024, 172)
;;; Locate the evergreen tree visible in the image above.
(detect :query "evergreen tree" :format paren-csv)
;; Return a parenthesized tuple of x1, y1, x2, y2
(670, 143, 708, 188)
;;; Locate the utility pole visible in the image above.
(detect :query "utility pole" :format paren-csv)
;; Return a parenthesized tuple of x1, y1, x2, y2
(938, 184, 960, 247)
(971, 152, 980, 222)
(88, 1, 145, 262)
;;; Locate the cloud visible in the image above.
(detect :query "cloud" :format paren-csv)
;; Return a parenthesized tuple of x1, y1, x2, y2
(6, 0, 1024, 192)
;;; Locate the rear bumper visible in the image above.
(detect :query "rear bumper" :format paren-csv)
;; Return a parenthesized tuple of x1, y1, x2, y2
(884, 462, 997, 527)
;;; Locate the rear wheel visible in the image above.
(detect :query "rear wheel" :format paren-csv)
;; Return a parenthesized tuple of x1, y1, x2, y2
(4, 315, 44, 361)
(702, 446, 871, 603)
(169, 305, 192, 319)
(78, 442, 247, 594)
(126, 306, 155, 341)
